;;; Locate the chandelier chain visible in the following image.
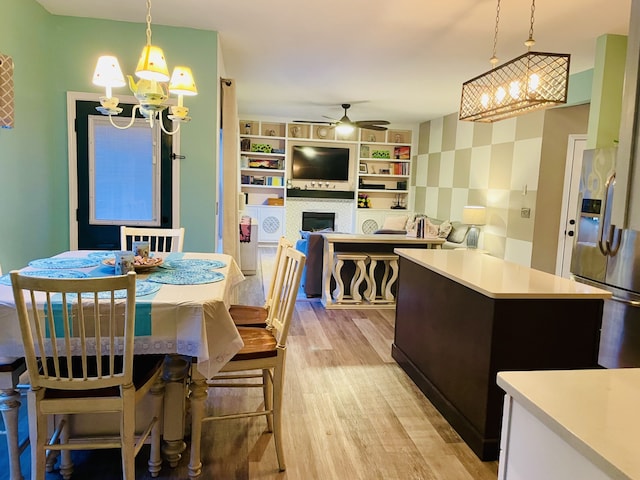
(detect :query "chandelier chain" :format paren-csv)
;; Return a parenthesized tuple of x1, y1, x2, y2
(490, 0, 501, 66)
(526, 0, 536, 48)
(145, 0, 152, 46)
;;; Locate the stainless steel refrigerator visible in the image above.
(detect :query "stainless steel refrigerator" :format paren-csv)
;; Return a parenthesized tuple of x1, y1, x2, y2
(570, 147, 640, 368)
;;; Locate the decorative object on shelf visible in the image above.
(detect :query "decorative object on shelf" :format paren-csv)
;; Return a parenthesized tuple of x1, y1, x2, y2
(379, 168, 390, 174)
(359, 163, 368, 173)
(391, 194, 407, 209)
(360, 144, 370, 158)
(290, 125, 300, 137)
(240, 138, 251, 151)
(459, 0, 569, 123)
(358, 193, 371, 209)
(91, 0, 198, 135)
(462, 205, 487, 249)
(266, 129, 276, 136)
(396, 181, 407, 190)
(394, 133, 402, 143)
(394, 146, 411, 159)
(369, 134, 376, 142)
(244, 123, 251, 134)
(250, 143, 273, 153)
(0, 53, 14, 129)
(316, 126, 329, 138)
(372, 150, 391, 159)
(272, 148, 285, 154)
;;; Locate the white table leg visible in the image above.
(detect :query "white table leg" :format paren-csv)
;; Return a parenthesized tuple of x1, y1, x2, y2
(160, 355, 189, 468)
(188, 369, 208, 479)
(0, 359, 27, 480)
(0, 388, 23, 480)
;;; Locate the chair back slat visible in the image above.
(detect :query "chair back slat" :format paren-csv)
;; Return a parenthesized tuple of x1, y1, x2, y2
(120, 226, 185, 253)
(264, 236, 293, 310)
(10, 271, 137, 391)
(267, 247, 305, 348)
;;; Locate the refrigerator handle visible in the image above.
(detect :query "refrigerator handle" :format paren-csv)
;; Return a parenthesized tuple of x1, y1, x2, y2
(598, 174, 622, 256)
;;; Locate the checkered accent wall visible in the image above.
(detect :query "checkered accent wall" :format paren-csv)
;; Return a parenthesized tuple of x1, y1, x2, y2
(414, 111, 548, 265)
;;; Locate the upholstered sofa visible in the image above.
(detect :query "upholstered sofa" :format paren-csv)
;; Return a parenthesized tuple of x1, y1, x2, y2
(373, 214, 470, 250)
(295, 230, 328, 298)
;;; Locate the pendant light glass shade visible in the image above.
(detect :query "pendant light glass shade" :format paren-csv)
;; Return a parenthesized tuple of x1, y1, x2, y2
(135, 44, 170, 82)
(460, 51, 570, 122)
(459, 0, 570, 122)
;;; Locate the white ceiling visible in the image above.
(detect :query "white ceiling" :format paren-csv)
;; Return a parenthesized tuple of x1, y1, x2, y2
(36, 0, 632, 125)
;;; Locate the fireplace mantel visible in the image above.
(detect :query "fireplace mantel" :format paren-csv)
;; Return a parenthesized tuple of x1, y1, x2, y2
(286, 189, 355, 200)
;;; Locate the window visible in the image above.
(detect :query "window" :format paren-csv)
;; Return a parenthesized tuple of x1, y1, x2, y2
(88, 116, 161, 226)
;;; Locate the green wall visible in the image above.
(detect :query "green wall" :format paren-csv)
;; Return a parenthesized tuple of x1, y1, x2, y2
(0, 0, 219, 270)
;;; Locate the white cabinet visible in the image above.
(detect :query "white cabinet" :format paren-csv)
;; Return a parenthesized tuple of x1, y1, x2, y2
(497, 369, 640, 480)
(244, 205, 285, 243)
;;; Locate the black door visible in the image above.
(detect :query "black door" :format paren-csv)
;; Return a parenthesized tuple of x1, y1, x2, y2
(75, 101, 173, 250)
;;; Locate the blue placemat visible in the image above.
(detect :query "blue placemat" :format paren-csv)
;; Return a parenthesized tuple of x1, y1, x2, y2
(147, 270, 225, 285)
(66, 280, 161, 299)
(28, 257, 99, 269)
(161, 259, 226, 271)
(87, 250, 119, 261)
(0, 269, 88, 286)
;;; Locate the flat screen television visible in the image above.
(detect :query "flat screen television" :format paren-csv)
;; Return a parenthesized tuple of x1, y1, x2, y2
(290, 145, 350, 181)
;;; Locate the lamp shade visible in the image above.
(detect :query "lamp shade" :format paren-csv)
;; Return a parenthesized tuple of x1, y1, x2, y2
(462, 206, 486, 226)
(92, 56, 126, 87)
(169, 67, 198, 96)
(135, 44, 170, 82)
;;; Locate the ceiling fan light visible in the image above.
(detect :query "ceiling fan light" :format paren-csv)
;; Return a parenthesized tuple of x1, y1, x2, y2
(336, 123, 354, 135)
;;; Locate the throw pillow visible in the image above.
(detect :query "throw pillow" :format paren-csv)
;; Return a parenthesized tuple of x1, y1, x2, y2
(299, 230, 311, 240)
(447, 224, 469, 244)
(438, 220, 453, 239)
(382, 215, 408, 231)
(424, 218, 439, 237)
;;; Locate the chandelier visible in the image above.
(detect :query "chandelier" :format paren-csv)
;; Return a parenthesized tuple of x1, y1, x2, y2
(459, 0, 570, 123)
(91, 0, 197, 135)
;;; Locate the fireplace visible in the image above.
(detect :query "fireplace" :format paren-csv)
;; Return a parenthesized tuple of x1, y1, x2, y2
(302, 212, 335, 231)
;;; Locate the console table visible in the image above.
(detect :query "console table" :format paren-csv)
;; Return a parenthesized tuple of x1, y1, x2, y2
(392, 249, 611, 460)
(321, 234, 444, 309)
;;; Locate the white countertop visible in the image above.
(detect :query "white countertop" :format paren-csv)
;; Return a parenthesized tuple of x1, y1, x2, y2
(395, 248, 611, 299)
(497, 368, 640, 480)
(323, 233, 445, 245)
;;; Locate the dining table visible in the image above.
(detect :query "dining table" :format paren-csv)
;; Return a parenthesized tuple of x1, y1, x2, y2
(0, 249, 246, 478)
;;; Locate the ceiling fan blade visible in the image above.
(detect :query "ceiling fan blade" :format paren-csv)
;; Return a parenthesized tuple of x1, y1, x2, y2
(293, 120, 334, 125)
(357, 123, 388, 131)
(356, 120, 390, 126)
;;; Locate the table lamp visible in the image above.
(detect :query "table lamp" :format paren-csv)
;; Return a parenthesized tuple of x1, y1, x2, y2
(462, 206, 486, 249)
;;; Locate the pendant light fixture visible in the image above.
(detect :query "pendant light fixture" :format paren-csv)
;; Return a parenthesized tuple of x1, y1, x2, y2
(91, 0, 197, 135)
(459, 0, 570, 123)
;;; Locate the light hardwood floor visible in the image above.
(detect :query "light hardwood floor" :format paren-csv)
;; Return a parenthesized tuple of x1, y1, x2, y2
(2, 246, 499, 479)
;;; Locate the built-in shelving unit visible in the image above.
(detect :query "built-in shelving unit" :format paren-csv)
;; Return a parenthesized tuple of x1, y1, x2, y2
(239, 118, 416, 241)
(357, 128, 412, 210)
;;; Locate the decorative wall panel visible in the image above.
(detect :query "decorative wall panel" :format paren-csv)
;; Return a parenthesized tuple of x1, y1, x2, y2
(0, 53, 14, 129)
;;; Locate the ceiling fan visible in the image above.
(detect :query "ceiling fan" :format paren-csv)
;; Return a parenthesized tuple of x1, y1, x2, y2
(294, 104, 390, 131)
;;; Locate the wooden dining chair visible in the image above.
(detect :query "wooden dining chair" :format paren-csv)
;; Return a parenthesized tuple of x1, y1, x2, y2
(194, 247, 305, 472)
(10, 270, 165, 480)
(228, 236, 292, 327)
(120, 226, 185, 253)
